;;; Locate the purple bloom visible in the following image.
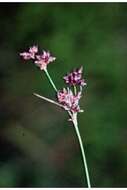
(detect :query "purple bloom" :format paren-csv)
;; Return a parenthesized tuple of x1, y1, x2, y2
(57, 88, 83, 113)
(20, 45, 38, 60)
(35, 51, 56, 70)
(63, 66, 86, 86)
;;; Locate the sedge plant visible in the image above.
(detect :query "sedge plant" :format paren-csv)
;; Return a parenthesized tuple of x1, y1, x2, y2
(20, 45, 91, 188)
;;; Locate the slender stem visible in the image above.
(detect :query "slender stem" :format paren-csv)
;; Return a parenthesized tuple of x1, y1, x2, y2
(33, 93, 63, 108)
(73, 114, 91, 188)
(73, 85, 77, 95)
(44, 68, 57, 92)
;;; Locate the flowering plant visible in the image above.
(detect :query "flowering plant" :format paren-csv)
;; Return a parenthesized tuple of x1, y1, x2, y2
(20, 45, 91, 188)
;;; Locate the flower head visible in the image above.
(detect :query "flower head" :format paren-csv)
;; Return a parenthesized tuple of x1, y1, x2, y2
(20, 46, 56, 71)
(35, 51, 56, 70)
(29, 46, 38, 54)
(20, 45, 38, 60)
(57, 88, 83, 113)
(63, 66, 86, 86)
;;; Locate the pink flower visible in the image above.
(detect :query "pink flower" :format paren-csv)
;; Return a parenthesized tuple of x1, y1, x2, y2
(20, 45, 38, 60)
(29, 46, 38, 54)
(57, 88, 83, 113)
(19, 52, 32, 60)
(20, 46, 56, 71)
(63, 66, 87, 86)
(35, 51, 56, 70)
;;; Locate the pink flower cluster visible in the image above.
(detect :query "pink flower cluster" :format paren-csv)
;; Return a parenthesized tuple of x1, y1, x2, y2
(63, 67, 86, 87)
(57, 88, 83, 113)
(35, 51, 56, 70)
(20, 45, 86, 116)
(57, 67, 86, 113)
(20, 46, 38, 60)
(20, 45, 56, 70)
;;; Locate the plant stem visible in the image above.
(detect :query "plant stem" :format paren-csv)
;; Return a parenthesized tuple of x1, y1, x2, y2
(33, 93, 64, 108)
(73, 114, 91, 188)
(73, 85, 77, 95)
(44, 68, 57, 92)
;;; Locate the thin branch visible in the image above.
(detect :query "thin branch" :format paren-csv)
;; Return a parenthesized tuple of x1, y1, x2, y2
(33, 93, 64, 108)
(44, 69, 57, 92)
(34, 93, 73, 123)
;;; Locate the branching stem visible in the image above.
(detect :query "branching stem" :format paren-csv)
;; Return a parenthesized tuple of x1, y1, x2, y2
(33, 93, 63, 108)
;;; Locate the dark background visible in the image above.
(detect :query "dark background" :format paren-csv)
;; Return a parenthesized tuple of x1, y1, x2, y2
(0, 3, 127, 187)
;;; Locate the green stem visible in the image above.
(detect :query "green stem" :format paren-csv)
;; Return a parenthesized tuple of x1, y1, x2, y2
(73, 114, 91, 188)
(73, 85, 77, 95)
(44, 68, 57, 92)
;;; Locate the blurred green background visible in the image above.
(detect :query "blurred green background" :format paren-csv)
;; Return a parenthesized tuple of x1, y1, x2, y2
(0, 2, 127, 187)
